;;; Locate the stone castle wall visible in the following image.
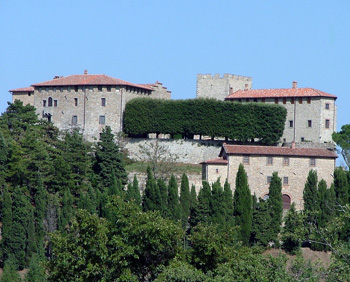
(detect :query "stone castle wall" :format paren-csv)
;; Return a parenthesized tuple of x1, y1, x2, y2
(196, 73, 253, 100)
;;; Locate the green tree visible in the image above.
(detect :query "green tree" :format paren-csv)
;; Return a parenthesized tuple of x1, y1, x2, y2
(180, 173, 190, 228)
(1, 186, 13, 262)
(142, 166, 161, 212)
(333, 167, 349, 207)
(126, 175, 141, 206)
(190, 181, 211, 227)
(303, 170, 318, 213)
(25, 253, 47, 282)
(157, 178, 169, 217)
(250, 198, 272, 246)
(59, 188, 74, 231)
(1, 256, 22, 282)
(267, 172, 283, 244)
(34, 175, 47, 254)
(190, 184, 197, 210)
(233, 164, 252, 245)
(93, 126, 128, 187)
(168, 174, 181, 221)
(223, 179, 234, 226)
(332, 124, 350, 167)
(210, 179, 225, 226)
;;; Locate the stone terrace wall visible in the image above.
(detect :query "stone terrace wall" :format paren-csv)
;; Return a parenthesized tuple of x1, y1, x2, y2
(124, 138, 223, 164)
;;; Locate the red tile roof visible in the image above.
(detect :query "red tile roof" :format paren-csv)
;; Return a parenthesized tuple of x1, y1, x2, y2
(31, 74, 153, 91)
(225, 88, 337, 100)
(221, 144, 337, 159)
(10, 86, 34, 92)
(201, 157, 228, 165)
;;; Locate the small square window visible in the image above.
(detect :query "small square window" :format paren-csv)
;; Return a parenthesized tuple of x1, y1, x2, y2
(53, 87, 56, 92)
(43, 100, 46, 107)
(308, 120, 312, 128)
(54, 100, 58, 107)
(267, 157, 273, 165)
(99, 115, 105, 125)
(101, 98, 106, 107)
(74, 98, 78, 106)
(283, 177, 289, 185)
(307, 97, 311, 104)
(243, 156, 249, 165)
(107, 86, 111, 92)
(275, 98, 279, 104)
(325, 103, 330, 110)
(246, 98, 249, 102)
(283, 98, 286, 104)
(72, 116, 78, 125)
(262, 98, 265, 103)
(310, 158, 316, 167)
(267, 176, 272, 184)
(299, 98, 303, 104)
(60, 87, 64, 92)
(291, 98, 295, 104)
(216, 168, 219, 173)
(289, 120, 294, 128)
(325, 119, 330, 129)
(98, 86, 102, 91)
(283, 157, 289, 166)
(301, 137, 305, 142)
(75, 86, 79, 92)
(253, 98, 257, 102)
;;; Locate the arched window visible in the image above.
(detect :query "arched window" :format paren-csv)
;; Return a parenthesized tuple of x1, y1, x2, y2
(48, 97, 53, 107)
(282, 194, 291, 209)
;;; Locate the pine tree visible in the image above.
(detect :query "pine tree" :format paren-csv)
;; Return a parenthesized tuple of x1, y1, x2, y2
(303, 170, 318, 212)
(93, 126, 128, 188)
(233, 164, 252, 246)
(267, 172, 283, 244)
(0, 130, 8, 186)
(180, 173, 190, 228)
(60, 188, 74, 231)
(87, 184, 97, 214)
(34, 175, 47, 254)
(1, 186, 13, 262)
(168, 174, 181, 221)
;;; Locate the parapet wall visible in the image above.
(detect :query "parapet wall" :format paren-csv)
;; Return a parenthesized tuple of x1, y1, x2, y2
(196, 73, 253, 100)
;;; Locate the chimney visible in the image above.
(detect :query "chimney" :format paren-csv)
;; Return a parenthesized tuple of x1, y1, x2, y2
(291, 141, 295, 149)
(244, 83, 249, 91)
(84, 70, 88, 75)
(292, 81, 297, 89)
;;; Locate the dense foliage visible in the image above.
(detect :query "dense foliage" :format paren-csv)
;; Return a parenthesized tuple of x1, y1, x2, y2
(123, 98, 287, 144)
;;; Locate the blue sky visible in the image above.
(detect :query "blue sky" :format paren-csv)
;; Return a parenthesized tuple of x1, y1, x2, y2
(1, 1, 349, 131)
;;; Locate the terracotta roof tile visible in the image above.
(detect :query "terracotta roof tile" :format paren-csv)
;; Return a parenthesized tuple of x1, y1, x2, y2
(31, 74, 153, 91)
(9, 86, 34, 92)
(222, 144, 337, 159)
(201, 157, 228, 164)
(225, 88, 337, 100)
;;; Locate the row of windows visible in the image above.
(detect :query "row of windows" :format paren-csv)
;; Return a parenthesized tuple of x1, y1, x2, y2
(39, 86, 115, 93)
(43, 97, 107, 107)
(266, 176, 289, 185)
(236, 98, 331, 109)
(243, 156, 316, 167)
(288, 119, 331, 129)
(71, 115, 106, 125)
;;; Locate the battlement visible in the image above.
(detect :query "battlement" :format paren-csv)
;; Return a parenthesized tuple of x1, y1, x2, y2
(197, 73, 252, 81)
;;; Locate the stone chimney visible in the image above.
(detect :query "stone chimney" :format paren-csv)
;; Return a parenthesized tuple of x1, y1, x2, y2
(292, 81, 297, 89)
(84, 70, 88, 75)
(291, 141, 295, 149)
(244, 83, 249, 91)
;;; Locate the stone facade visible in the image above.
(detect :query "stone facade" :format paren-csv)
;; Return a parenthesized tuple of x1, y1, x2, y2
(10, 72, 171, 140)
(202, 144, 337, 210)
(196, 73, 253, 100)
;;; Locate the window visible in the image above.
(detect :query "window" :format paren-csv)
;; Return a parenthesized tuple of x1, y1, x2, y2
(267, 176, 272, 184)
(74, 98, 78, 106)
(325, 103, 330, 110)
(99, 115, 105, 125)
(301, 137, 305, 142)
(54, 100, 58, 107)
(107, 86, 111, 92)
(72, 115, 78, 125)
(39, 88, 42, 93)
(238, 99, 241, 102)
(48, 97, 53, 107)
(289, 120, 294, 128)
(267, 157, 273, 165)
(60, 87, 64, 92)
(275, 98, 278, 104)
(253, 98, 257, 102)
(246, 98, 249, 102)
(262, 98, 265, 103)
(101, 98, 106, 107)
(291, 98, 295, 104)
(283, 177, 289, 185)
(243, 156, 249, 165)
(216, 168, 219, 173)
(283, 157, 289, 166)
(98, 86, 102, 91)
(325, 119, 330, 129)
(75, 86, 79, 92)
(283, 98, 286, 104)
(53, 87, 56, 92)
(308, 120, 312, 128)
(307, 97, 311, 104)
(310, 158, 316, 167)
(299, 98, 303, 104)
(43, 100, 46, 107)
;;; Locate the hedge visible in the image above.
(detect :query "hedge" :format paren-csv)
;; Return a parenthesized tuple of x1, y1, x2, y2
(123, 98, 287, 144)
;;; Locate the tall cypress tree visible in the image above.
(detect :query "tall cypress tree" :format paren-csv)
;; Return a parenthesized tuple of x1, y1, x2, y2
(1, 186, 13, 262)
(267, 172, 283, 244)
(281, 203, 303, 254)
(126, 175, 141, 206)
(190, 184, 197, 209)
(34, 175, 47, 254)
(190, 181, 211, 227)
(303, 170, 318, 212)
(180, 173, 190, 228)
(251, 198, 272, 246)
(223, 179, 234, 227)
(210, 179, 225, 226)
(142, 166, 159, 212)
(60, 188, 74, 231)
(333, 167, 349, 207)
(168, 174, 181, 221)
(157, 178, 169, 217)
(233, 164, 252, 246)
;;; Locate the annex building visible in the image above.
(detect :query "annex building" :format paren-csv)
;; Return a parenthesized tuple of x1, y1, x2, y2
(202, 143, 337, 210)
(10, 70, 171, 140)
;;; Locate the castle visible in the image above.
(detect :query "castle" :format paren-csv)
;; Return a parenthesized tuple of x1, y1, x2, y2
(198, 73, 338, 210)
(10, 70, 171, 140)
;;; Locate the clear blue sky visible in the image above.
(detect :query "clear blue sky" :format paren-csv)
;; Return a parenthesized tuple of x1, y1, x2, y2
(1, 1, 349, 129)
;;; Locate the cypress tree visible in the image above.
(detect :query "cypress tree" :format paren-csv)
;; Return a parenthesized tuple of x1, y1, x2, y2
(157, 178, 169, 217)
(267, 172, 283, 244)
(1, 186, 13, 262)
(34, 175, 47, 254)
(233, 164, 252, 246)
(180, 173, 190, 228)
(142, 166, 158, 212)
(190, 181, 211, 227)
(25, 253, 46, 282)
(190, 184, 197, 209)
(1, 256, 22, 282)
(334, 167, 349, 207)
(281, 203, 303, 254)
(87, 184, 97, 214)
(210, 179, 225, 226)
(303, 170, 318, 212)
(126, 175, 141, 206)
(223, 179, 234, 226)
(168, 174, 181, 221)
(251, 198, 272, 246)
(0, 130, 8, 186)
(60, 188, 74, 231)
(326, 183, 336, 219)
